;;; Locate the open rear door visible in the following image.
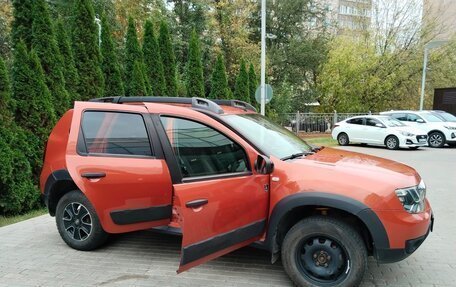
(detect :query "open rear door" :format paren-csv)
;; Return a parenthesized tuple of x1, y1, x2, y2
(66, 102, 173, 234)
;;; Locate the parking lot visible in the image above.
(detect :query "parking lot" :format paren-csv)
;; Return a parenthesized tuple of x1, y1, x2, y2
(0, 145, 455, 287)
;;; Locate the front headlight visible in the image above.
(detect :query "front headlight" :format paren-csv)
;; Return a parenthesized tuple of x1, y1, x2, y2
(395, 180, 426, 213)
(444, 126, 456, 130)
(399, 131, 415, 137)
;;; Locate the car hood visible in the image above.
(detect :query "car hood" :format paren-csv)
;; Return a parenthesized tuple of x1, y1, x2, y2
(303, 147, 416, 176)
(392, 126, 427, 135)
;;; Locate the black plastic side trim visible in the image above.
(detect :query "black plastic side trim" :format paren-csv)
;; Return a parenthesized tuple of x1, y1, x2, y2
(181, 219, 266, 266)
(266, 192, 390, 252)
(110, 205, 172, 225)
(43, 169, 77, 216)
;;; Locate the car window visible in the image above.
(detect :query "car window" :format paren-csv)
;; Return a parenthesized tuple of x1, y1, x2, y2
(384, 118, 406, 127)
(421, 113, 443, 123)
(347, 118, 364, 125)
(389, 113, 407, 121)
(81, 111, 153, 156)
(366, 118, 383, 127)
(160, 116, 249, 178)
(407, 113, 424, 122)
(434, 112, 456, 122)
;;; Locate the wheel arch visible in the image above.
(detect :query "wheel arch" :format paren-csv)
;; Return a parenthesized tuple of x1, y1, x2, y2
(428, 129, 445, 137)
(43, 169, 78, 216)
(265, 192, 389, 262)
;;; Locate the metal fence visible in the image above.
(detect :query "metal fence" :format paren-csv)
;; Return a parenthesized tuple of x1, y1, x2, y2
(278, 111, 371, 134)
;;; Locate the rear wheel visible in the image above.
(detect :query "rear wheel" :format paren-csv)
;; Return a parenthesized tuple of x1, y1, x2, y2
(428, 131, 445, 148)
(337, 133, 349, 146)
(385, 135, 399, 150)
(55, 190, 108, 251)
(282, 216, 367, 287)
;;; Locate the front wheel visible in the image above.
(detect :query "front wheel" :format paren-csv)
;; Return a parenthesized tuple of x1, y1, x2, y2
(282, 216, 367, 287)
(55, 190, 108, 251)
(428, 131, 445, 148)
(385, 135, 399, 150)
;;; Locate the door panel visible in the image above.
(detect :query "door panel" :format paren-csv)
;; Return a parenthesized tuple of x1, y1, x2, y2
(175, 175, 269, 272)
(66, 102, 173, 233)
(157, 114, 269, 273)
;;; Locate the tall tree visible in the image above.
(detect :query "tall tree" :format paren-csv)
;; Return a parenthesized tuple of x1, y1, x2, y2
(56, 19, 80, 102)
(0, 56, 12, 122)
(248, 63, 258, 104)
(100, 14, 124, 97)
(11, 0, 33, 49)
(32, 0, 70, 115)
(209, 54, 230, 99)
(159, 20, 177, 97)
(72, 0, 104, 100)
(143, 20, 166, 97)
(124, 17, 149, 96)
(130, 61, 147, 97)
(233, 59, 249, 102)
(11, 42, 56, 142)
(186, 29, 204, 98)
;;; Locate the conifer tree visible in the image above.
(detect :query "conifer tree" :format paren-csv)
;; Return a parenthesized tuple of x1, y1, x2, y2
(72, 0, 104, 100)
(32, 0, 70, 115)
(56, 19, 80, 102)
(125, 17, 149, 96)
(159, 20, 178, 97)
(143, 20, 166, 97)
(234, 59, 250, 102)
(100, 14, 124, 97)
(11, 0, 33, 49)
(11, 42, 56, 143)
(248, 63, 258, 104)
(186, 29, 204, 98)
(0, 57, 13, 122)
(209, 54, 230, 99)
(130, 61, 147, 97)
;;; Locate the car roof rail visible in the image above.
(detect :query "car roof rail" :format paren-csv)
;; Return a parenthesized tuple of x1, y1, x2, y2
(89, 96, 225, 114)
(212, 99, 257, 112)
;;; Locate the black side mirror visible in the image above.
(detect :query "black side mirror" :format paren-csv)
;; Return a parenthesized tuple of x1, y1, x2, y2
(255, 155, 274, 175)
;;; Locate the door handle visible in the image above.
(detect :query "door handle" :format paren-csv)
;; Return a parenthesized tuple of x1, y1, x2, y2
(185, 199, 208, 208)
(81, 172, 106, 179)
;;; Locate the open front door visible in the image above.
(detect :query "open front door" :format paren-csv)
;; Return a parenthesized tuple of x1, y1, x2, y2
(157, 115, 269, 273)
(66, 102, 173, 234)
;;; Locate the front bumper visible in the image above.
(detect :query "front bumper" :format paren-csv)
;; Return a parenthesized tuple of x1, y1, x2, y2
(399, 135, 428, 148)
(376, 213, 434, 263)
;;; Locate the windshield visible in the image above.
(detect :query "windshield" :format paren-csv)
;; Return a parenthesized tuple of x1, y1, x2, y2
(421, 113, 443, 122)
(383, 117, 405, 127)
(223, 114, 313, 159)
(434, 112, 456, 122)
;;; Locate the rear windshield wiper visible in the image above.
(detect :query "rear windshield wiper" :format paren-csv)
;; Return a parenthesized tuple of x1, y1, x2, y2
(281, 152, 313, 161)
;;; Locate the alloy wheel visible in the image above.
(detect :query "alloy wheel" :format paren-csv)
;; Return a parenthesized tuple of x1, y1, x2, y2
(429, 133, 443, 147)
(386, 137, 397, 149)
(62, 202, 92, 241)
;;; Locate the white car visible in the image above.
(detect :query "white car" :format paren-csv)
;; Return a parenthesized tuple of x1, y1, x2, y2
(332, 115, 428, 150)
(380, 110, 456, 148)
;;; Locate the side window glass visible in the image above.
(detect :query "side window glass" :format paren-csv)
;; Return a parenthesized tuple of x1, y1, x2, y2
(392, 113, 407, 121)
(347, 118, 364, 125)
(81, 111, 152, 156)
(160, 116, 249, 178)
(366, 118, 381, 127)
(407, 114, 422, 122)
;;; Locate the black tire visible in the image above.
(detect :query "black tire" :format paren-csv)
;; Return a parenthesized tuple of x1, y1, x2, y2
(282, 216, 367, 287)
(428, 131, 445, 148)
(385, 135, 399, 150)
(337, 133, 349, 146)
(55, 190, 108, 251)
(409, 147, 419, 150)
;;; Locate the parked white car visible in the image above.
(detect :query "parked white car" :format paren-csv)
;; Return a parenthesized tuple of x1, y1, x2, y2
(380, 110, 456, 148)
(332, 115, 428, 150)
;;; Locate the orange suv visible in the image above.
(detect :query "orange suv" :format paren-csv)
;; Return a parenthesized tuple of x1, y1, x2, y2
(40, 97, 433, 287)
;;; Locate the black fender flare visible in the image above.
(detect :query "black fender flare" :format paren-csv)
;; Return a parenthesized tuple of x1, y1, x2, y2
(43, 169, 77, 216)
(265, 192, 389, 258)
